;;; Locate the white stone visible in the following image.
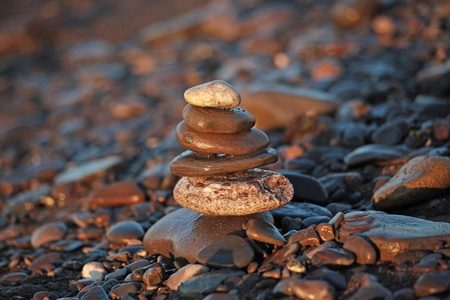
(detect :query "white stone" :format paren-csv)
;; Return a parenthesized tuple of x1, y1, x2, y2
(82, 262, 107, 281)
(184, 80, 241, 108)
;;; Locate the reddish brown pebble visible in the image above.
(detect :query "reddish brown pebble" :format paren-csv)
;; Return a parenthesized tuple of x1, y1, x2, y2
(183, 104, 255, 134)
(343, 235, 378, 264)
(287, 227, 320, 247)
(244, 219, 286, 246)
(316, 223, 335, 242)
(170, 148, 278, 177)
(176, 121, 269, 155)
(88, 182, 145, 207)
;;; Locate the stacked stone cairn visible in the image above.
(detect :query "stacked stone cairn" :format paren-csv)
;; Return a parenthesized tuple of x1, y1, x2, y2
(144, 80, 294, 267)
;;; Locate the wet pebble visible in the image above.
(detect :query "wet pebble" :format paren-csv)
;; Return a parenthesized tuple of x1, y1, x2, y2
(302, 216, 331, 228)
(280, 170, 328, 205)
(88, 182, 145, 207)
(287, 227, 320, 247)
(178, 269, 245, 298)
(196, 235, 254, 269)
(372, 155, 450, 210)
(272, 202, 332, 222)
(109, 283, 139, 299)
(344, 144, 408, 166)
(316, 223, 335, 242)
(244, 219, 285, 246)
(106, 221, 144, 244)
(311, 248, 356, 267)
(143, 266, 164, 285)
(81, 262, 107, 281)
(0, 272, 29, 286)
(167, 264, 209, 291)
(371, 118, 409, 145)
(291, 279, 335, 300)
(413, 271, 450, 297)
(307, 267, 346, 290)
(31, 222, 67, 248)
(343, 235, 378, 264)
(349, 274, 392, 300)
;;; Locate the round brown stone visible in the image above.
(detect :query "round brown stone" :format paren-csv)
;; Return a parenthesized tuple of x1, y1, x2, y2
(173, 169, 293, 216)
(183, 104, 255, 134)
(176, 121, 269, 155)
(143, 207, 273, 263)
(170, 148, 278, 177)
(88, 182, 145, 207)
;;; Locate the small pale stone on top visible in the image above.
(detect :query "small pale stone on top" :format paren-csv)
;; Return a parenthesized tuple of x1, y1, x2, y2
(184, 80, 241, 108)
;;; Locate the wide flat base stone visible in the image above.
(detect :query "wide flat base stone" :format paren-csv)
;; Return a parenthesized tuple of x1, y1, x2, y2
(143, 207, 273, 263)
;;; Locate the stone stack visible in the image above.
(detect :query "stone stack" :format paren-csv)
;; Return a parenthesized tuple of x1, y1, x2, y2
(144, 80, 294, 263)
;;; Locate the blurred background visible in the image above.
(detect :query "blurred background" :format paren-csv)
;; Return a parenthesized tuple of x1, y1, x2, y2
(0, 0, 448, 198)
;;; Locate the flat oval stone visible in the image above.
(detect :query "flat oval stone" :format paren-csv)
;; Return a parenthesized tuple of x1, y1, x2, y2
(414, 271, 450, 297)
(196, 235, 254, 268)
(170, 148, 278, 177)
(343, 144, 409, 167)
(183, 104, 254, 134)
(184, 80, 241, 108)
(143, 207, 273, 263)
(0, 272, 29, 286)
(244, 219, 285, 246)
(176, 121, 269, 155)
(88, 182, 145, 207)
(31, 222, 67, 248)
(371, 118, 409, 145)
(173, 169, 293, 216)
(372, 155, 450, 210)
(106, 221, 144, 244)
(343, 235, 377, 264)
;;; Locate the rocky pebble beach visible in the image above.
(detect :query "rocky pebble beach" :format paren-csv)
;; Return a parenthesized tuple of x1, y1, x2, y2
(0, 0, 449, 299)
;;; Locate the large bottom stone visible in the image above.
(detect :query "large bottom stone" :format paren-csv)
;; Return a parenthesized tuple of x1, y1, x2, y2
(143, 208, 273, 263)
(173, 169, 293, 216)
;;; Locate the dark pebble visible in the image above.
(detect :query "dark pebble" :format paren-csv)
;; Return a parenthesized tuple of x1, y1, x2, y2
(302, 216, 331, 228)
(280, 170, 329, 205)
(311, 248, 356, 267)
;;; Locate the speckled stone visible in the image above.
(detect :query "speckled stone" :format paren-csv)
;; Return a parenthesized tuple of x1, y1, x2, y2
(143, 207, 273, 263)
(183, 104, 254, 134)
(170, 148, 278, 177)
(173, 169, 293, 216)
(176, 121, 269, 155)
(338, 211, 450, 262)
(184, 80, 241, 108)
(196, 235, 255, 268)
(372, 155, 450, 210)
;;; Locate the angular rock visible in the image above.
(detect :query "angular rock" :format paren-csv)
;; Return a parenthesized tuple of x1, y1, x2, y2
(173, 169, 293, 216)
(196, 235, 254, 268)
(244, 219, 285, 246)
(170, 148, 278, 177)
(176, 121, 269, 155)
(338, 211, 450, 261)
(183, 104, 254, 134)
(143, 208, 273, 263)
(372, 155, 450, 210)
(184, 80, 241, 108)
